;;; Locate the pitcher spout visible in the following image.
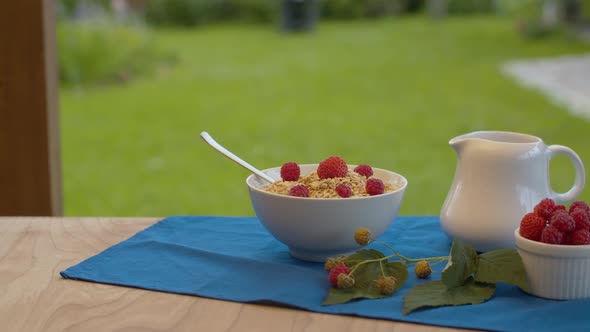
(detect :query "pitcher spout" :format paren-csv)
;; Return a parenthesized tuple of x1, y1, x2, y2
(448, 131, 500, 154)
(449, 135, 470, 154)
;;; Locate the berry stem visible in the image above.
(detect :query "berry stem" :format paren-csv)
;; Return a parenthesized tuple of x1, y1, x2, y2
(344, 251, 448, 280)
(404, 256, 449, 263)
(340, 236, 449, 279)
(347, 254, 398, 275)
(373, 239, 448, 264)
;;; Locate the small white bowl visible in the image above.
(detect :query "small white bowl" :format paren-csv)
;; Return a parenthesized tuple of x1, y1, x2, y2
(247, 164, 407, 262)
(515, 227, 590, 300)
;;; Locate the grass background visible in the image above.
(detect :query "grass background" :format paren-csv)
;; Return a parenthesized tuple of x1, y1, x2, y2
(60, 16, 590, 217)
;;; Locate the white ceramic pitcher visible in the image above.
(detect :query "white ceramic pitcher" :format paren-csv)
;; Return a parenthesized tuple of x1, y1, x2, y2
(440, 131, 585, 252)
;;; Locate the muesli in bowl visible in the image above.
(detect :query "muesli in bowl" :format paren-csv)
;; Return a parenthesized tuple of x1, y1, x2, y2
(262, 156, 400, 198)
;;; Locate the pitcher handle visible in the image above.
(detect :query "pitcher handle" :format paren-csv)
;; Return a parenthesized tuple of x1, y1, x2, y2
(547, 145, 585, 204)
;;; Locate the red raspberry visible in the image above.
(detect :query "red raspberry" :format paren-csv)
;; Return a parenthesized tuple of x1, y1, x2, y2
(570, 201, 590, 215)
(366, 178, 385, 196)
(548, 205, 567, 221)
(328, 263, 350, 286)
(570, 229, 590, 245)
(534, 198, 556, 220)
(317, 156, 348, 179)
(571, 208, 590, 231)
(570, 201, 590, 212)
(541, 225, 563, 244)
(353, 164, 373, 178)
(550, 209, 576, 233)
(563, 232, 573, 245)
(280, 162, 300, 181)
(335, 183, 352, 198)
(519, 212, 546, 241)
(288, 185, 309, 197)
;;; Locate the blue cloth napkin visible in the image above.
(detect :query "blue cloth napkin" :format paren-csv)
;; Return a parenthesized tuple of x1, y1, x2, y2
(61, 216, 589, 332)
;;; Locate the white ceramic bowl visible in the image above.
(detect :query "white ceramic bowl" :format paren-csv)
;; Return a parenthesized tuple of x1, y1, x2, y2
(247, 164, 407, 262)
(515, 228, 590, 300)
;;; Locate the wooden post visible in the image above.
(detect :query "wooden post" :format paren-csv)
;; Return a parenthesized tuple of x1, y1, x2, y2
(0, 0, 62, 215)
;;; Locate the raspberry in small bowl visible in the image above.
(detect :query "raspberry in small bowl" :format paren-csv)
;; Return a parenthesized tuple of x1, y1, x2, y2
(515, 228, 590, 300)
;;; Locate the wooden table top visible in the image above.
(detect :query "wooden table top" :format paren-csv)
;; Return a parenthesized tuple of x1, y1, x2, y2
(0, 217, 474, 332)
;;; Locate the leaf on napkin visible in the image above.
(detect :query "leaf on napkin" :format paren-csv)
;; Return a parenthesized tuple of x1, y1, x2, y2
(442, 239, 479, 289)
(402, 277, 495, 315)
(344, 249, 386, 262)
(475, 248, 529, 292)
(322, 250, 408, 305)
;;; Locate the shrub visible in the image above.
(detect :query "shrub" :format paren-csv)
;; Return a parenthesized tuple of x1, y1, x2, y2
(516, 19, 563, 39)
(57, 18, 172, 86)
(321, 0, 367, 19)
(447, 0, 495, 14)
(219, 0, 279, 23)
(144, 0, 224, 26)
(321, 0, 412, 19)
(495, 0, 540, 17)
(143, 0, 414, 25)
(144, 0, 278, 26)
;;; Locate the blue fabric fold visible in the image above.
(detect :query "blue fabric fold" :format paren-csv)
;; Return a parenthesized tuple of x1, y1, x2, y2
(61, 216, 588, 331)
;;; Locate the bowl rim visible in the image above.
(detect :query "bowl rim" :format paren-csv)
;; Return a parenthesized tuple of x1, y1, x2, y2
(246, 164, 408, 201)
(514, 227, 590, 257)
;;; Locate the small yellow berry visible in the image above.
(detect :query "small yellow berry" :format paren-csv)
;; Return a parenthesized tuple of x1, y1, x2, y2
(354, 227, 372, 246)
(376, 276, 397, 295)
(337, 273, 355, 289)
(324, 257, 337, 271)
(415, 260, 432, 279)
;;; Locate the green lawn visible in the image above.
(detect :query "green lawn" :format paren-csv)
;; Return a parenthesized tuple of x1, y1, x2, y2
(60, 16, 590, 217)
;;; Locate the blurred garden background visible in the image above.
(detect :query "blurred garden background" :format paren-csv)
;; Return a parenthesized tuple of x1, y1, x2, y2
(57, 0, 590, 217)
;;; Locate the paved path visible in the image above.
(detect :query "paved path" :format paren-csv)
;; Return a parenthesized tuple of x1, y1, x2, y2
(502, 53, 590, 120)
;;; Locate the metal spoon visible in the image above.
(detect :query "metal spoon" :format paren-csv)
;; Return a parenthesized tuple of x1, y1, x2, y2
(200, 131, 275, 184)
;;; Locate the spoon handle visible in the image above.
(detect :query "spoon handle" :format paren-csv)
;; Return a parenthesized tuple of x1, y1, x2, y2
(200, 132, 275, 184)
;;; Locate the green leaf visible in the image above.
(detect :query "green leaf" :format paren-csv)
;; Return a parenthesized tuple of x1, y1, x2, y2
(475, 248, 529, 292)
(344, 249, 386, 262)
(402, 277, 495, 315)
(441, 239, 479, 289)
(322, 256, 409, 305)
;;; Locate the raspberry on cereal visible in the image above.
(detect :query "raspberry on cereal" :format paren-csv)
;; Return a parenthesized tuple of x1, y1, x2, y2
(366, 178, 385, 196)
(541, 225, 563, 244)
(288, 185, 309, 197)
(335, 183, 353, 198)
(353, 164, 373, 178)
(519, 212, 546, 241)
(534, 198, 556, 220)
(317, 156, 348, 179)
(280, 162, 300, 181)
